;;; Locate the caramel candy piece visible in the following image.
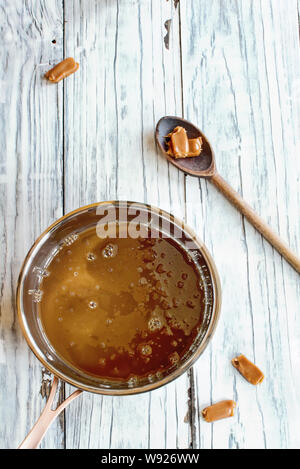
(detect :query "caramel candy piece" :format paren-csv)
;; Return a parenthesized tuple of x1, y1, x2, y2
(166, 126, 202, 159)
(187, 138, 203, 157)
(202, 400, 236, 423)
(232, 354, 264, 385)
(45, 58, 79, 83)
(167, 126, 189, 158)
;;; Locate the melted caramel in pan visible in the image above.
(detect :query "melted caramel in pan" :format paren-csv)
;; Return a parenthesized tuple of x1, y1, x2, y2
(39, 227, 204, 382)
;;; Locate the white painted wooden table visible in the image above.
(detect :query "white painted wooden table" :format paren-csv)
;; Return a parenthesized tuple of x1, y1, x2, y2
(1, 0, 299, 450)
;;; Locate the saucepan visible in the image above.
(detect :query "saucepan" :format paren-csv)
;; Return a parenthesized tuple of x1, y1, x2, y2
(17, 201, 221, 449)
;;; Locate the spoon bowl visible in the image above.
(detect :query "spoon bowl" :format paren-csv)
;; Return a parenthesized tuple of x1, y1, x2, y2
(155, 116, 216, 176)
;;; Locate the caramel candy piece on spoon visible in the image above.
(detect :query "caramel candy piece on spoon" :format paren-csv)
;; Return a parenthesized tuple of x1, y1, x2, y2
(156, 116, 300, 274)
(45, 57, 79, 83)
(166, 126, 202, 158)
(232, 354, 264, 385)
(202, 400, 236, 423)
(187, 137, 203, 157)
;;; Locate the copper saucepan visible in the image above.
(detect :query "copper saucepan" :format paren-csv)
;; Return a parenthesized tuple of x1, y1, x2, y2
(17, 201, 221, 449)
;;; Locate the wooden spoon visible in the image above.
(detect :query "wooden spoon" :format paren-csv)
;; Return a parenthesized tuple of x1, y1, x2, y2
(155, 116, 300, 274)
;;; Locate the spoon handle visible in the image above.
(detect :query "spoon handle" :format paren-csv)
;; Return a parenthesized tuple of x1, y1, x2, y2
(211, 172, 300, 273)
(18, 377, 82, 449)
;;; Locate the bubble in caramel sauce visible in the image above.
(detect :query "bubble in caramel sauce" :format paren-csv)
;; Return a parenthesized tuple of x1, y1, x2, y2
(33, 267, 50, 279)
(138, 343, 152, 357)
(87, 252, 96, 261)
(169, 351, 180, 365)
(148, 317, 163, 332)
(28, 289, 43, 303)
(102, 243, 118, 259)
(128, 375, 138, 387)
(88, 301, 97, 309)
(156, 264, 165, 274)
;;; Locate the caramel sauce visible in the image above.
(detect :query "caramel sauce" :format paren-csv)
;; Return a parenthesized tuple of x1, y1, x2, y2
(39, 226, 204, 383)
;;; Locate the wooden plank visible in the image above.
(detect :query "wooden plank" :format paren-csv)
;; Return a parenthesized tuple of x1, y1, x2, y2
(63, 0, 191, 449)
(180, 0, 300, 449)
(0, 1, 65, 448)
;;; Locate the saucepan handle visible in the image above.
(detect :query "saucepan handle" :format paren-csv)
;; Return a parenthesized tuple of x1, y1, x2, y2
(18, 376, 83, 449)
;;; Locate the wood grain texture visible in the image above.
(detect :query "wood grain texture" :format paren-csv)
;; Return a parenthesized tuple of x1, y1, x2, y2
(181, 0, 300, 449)
(0, 0, 299, 450)
(0, 0, 65, 449)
